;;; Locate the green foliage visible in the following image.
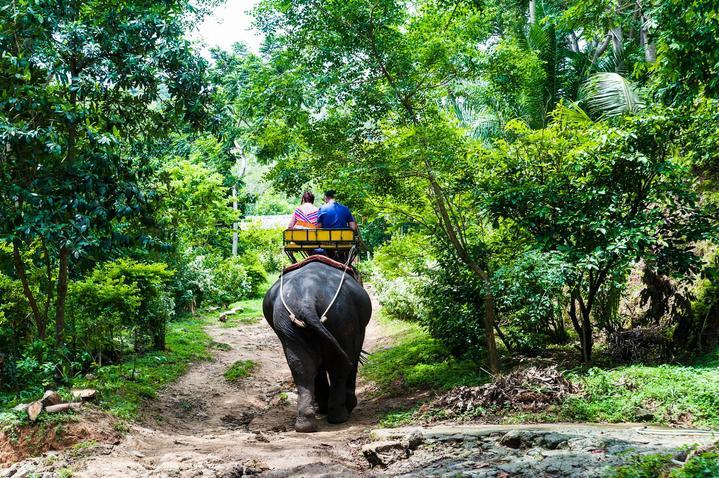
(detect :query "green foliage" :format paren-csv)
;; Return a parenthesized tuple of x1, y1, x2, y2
(362, 313, 487, 395)
(492, 251, 570, 352)
(154, 153, 238, 251)
(421, 254, 487, 359)
(69, 259, 174, 361)
(224, 360, 258, 382)
(562, 350, 719, 428)
(484, 108, 713, 360)
(608, 450, 719, 478)
(73, 317, 212, 419)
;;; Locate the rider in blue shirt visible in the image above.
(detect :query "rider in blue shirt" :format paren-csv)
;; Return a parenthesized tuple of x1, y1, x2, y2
(317, 190, 357, 231)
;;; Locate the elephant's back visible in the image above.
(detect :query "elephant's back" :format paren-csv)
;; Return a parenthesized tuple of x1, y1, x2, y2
(278, 262, 371, 317)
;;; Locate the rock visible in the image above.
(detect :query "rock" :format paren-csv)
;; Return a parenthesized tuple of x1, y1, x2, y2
(27, 401, 43, 422)
(362, 440, 409, 468)
(499, 430, 534, 449)
(40, 390, 61, 407)
(538, 432, 572, 450)
(634, 407, 655, 421)
(72, 388, 97, 401)
(402, 429, 424, 450)
(2, 463, 36, 478)
(45, 402, 82, 414)
(12, 403, 30, 412)
(84, 373, 96, 380)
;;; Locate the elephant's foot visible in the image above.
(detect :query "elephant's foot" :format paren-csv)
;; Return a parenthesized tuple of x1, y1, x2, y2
(327, 407, 349, 424)
(295, 415, 318, 433)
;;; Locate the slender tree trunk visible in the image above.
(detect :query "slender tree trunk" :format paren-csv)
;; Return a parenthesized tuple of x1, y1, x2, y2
(13, 238, 46, 339)
(232, 184, 238, 257)
(55, 246, 69, 349)
(365, 20, 499, 372)
(529, 0, 536, 24)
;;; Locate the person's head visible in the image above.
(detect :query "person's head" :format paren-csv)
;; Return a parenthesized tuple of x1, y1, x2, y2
(324, 190, 336, 204)
(300, 191, 315, 205)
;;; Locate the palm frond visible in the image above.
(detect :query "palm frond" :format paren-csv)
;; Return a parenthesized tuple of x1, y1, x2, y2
(579, 72, 645, 117)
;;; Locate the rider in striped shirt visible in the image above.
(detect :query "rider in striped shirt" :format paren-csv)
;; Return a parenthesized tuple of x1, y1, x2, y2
(287, 191, 319, 229)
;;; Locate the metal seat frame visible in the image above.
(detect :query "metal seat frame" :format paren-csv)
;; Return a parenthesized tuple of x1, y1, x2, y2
(282, 228, 359, 264)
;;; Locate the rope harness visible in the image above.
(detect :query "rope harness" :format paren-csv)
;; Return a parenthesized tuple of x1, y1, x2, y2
(280, 247, 356, 328)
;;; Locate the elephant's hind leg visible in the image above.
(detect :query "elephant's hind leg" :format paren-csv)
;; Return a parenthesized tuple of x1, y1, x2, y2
(283, 345, 319, 433)
(314, 366, 330, 415)
(327, 366, 351, 424)
(345, 362, 359, 413)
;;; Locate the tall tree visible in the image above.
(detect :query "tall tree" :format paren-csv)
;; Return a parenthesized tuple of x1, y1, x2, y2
(0, 0, 208, 353)
(253, 0, 503, 371)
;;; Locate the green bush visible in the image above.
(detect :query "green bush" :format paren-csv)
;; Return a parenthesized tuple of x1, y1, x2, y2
(69, 259, 174, 357)
(375, 275, 427, 322)
(210, 256, 253, 306)
(422, 254, 487, 359)
(608, 450, 719, 478)
(237, 227, 284, 274)
(492, 251, 570, 353)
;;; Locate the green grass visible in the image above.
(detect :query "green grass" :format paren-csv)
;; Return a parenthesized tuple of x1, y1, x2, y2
(361, 312, 488, 395)
(559, 350, 719, 428)
(219, 298, 264, 327)
(224, 360, 258, 382)
(608, 450, 719, 477)
(70, 316, 213, 420)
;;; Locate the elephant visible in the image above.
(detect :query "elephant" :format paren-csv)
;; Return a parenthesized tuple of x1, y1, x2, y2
(263, 260, 372, 432)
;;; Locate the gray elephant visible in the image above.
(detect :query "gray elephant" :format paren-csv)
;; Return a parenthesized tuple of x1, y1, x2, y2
(263, 261, 372, 432)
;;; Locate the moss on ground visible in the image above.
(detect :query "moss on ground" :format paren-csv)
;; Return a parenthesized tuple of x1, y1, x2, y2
(224, 360, 258, 382)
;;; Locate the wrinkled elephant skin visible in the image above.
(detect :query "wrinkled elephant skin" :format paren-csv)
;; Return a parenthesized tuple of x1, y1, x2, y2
(263, 262, 372, 432)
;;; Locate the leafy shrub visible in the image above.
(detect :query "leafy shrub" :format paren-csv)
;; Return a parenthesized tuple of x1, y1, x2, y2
(375, 275, 427, 322)
(171, 251, 215, 313)
(237, 227, 284, 274)
(422, 254, 487, 359)
(609, 450, 719, 478)
(373, 233, 433, 280)
(69, 259, 174, 359)
(210, 256, 253, 306)
(492, 251, 570, 353)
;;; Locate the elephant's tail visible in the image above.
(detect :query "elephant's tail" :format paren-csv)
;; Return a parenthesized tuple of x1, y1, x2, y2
(303, 311, 353, 369)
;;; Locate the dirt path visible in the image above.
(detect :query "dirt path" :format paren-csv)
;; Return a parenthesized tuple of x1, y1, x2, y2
(69, 314, 411, 478)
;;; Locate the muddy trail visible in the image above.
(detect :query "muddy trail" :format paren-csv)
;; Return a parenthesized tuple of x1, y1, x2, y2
(2, 309, 718, 478)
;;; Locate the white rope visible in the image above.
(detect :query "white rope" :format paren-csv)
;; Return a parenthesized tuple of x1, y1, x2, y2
(279, 247, 356, 327)
(320, 247, 355, 323)
(280, 267, 305, 328)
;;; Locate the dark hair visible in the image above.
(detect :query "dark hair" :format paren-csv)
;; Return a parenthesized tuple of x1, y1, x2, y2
(301, 191, 315, 204)
(324, 190, 336, 199)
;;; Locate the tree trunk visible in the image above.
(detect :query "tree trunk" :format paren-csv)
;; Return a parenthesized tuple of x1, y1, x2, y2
(13, 238, 46, 339)
(484, 292, 500, 373)
(55, 246, 69, 349)
(529, 0, 536, 24)
(581, 307, 593, 362)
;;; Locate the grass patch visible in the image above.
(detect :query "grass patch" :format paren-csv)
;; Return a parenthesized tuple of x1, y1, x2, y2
(70, 316, 213, 420)
(379, 408, 418, 428)
(220, 298, 264, 328)
(362, 312, 488, 395)
(559, 350, 719, 428)
(608, 450, 719, 477)
(224, 360, 258, 382)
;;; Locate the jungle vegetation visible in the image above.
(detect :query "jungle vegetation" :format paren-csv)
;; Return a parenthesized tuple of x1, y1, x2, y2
(1, 0, 718, 434)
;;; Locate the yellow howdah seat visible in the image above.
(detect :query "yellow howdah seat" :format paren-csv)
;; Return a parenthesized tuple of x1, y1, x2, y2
(283, 228, 358, 263)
